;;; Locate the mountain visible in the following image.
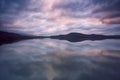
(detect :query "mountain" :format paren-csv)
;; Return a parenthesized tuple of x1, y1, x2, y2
(0, 31, 44, 45)
(0, 31, 28, 45)
(0, 31, 120, 45)
(50, 33, 120, 42)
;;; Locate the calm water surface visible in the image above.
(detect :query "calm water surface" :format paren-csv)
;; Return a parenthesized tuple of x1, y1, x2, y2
(0, 39, 120, 80)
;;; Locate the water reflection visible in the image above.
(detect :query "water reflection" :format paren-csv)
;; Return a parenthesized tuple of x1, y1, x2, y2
(0, 39, 120, 80)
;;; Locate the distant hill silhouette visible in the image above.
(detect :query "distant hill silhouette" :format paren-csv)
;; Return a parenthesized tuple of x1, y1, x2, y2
(0, 31, 120, 45)
(0, 31, 44, 45)
(50, 33, 120, 42)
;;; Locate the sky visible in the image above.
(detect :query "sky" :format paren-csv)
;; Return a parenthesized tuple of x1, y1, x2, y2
(0, 0, 120, 36)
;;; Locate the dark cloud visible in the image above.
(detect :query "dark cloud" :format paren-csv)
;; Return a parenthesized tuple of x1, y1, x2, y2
(55, 0, 120, 20)
(93, 0, 120, 13)
(0, 0, 29, 25)
(92, 0, 120, 24)
(55, 1, 89, 12)
(97, 0, 120, 20)
(0, 0, 29, 13)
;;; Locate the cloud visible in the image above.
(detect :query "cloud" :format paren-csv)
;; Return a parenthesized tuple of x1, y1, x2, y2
(0, 0, 30, 30)
(0, 0, 29, 21)
(0, 0, 120, 35)
(93, 0, 120, 13)
(102, 17, 120, 24)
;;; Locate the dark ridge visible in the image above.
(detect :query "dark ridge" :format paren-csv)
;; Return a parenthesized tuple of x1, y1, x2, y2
(50, 33, 120, 42)
(0, 31, 44, 45)
(0, 31, 120, 45)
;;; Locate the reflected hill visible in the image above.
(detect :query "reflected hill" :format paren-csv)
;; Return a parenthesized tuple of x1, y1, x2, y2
(0, 31, 120, 45)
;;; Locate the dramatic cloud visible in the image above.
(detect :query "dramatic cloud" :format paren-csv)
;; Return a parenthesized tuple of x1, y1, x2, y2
(0, 0, 29, 23)
(0, 0, 120, 35)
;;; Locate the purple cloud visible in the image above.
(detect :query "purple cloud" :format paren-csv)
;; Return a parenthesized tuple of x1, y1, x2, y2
(0, 0, 120, 35)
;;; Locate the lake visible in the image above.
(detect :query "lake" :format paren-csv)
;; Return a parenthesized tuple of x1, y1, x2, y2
(0, 39, 120, 80)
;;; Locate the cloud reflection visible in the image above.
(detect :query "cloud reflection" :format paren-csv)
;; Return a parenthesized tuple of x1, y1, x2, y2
(0, 39, 120, 80)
